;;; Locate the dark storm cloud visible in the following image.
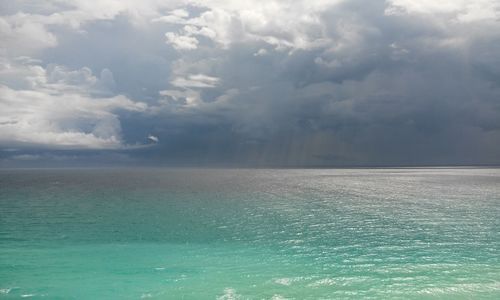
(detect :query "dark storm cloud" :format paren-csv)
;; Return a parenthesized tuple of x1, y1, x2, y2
(1, 0, 500, 167)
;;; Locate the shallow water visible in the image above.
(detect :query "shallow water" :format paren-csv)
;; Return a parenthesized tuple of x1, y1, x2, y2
(1, 168, 499, 299)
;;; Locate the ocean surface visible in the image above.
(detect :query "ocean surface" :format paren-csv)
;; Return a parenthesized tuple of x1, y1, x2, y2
(0, 168, 499, 299)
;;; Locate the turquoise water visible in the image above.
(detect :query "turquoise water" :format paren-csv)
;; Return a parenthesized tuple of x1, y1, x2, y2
(1, 168, 499, 299)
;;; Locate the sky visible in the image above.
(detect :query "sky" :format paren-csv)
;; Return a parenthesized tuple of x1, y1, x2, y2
(1, 0, 500, 167)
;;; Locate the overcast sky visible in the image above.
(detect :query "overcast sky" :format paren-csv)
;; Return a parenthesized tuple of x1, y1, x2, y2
(1, 0, 500, 167)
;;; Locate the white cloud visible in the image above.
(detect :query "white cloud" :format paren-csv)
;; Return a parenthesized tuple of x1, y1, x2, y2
(0, 60, 148, 149)
(165, 32, 199, 50)
(152, 8, 190, 23)
(254, 48, 268, 56)
(156, 74, 220, 108)
(147, 134, 159, 143)
(0, 15, 58, 56)
(171, 74, 220, 88)
(154, 0, 342, 52)
(158, 88, 202, 108)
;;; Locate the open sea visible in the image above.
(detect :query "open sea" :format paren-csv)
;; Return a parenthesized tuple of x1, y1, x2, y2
(0, 168, 499, 299)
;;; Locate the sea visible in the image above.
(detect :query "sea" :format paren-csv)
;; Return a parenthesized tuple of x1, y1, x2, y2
(0, 168, 499, 299)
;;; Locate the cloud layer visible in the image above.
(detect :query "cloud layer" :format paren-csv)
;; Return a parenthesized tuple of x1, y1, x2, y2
(1, 0, 500, 166)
